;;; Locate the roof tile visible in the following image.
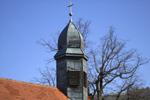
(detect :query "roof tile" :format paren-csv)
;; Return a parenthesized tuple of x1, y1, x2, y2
(0, 78, 68, 100)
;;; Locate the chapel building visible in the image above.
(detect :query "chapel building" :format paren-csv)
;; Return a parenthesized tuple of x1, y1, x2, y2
(0, 2, 90, 100)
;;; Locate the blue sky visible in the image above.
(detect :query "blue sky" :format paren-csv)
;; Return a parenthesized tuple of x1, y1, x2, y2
(0, 0, 150, 88)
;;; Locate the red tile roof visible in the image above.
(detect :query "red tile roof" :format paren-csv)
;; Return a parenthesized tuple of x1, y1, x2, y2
(0, 78, 68, 100)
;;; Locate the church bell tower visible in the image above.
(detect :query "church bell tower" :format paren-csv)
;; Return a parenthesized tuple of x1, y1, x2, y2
(54, 3, 88, 100)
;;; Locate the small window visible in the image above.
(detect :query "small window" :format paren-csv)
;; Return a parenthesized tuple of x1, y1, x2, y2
(84, 72, 87, 88)
(69, 71, 81, 86)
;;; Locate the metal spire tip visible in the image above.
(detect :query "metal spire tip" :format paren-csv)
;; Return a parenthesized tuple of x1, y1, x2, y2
(68, 2, 74, 22)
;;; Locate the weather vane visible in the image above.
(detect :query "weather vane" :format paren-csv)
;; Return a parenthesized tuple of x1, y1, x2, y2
(67, 2, 74, 22)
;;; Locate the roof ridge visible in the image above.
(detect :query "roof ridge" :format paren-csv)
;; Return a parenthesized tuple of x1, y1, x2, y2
(0, 78, 55, 88)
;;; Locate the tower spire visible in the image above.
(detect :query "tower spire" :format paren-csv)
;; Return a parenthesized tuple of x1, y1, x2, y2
(67, 2, 74, 22)
(55, 3, 88, 99)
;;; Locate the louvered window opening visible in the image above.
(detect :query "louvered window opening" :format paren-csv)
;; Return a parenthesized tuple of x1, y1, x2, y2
(69, 71, 81, 86)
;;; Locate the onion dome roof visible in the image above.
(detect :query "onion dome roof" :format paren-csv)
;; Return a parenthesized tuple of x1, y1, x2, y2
(54, 21, 88, 60)
(58, 21, 84, 51)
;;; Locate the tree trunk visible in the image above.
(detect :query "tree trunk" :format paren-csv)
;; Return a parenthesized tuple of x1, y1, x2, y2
(99, 87, 103, 100)
(96, 81, 100, 100)
(99, 69, 103, 100)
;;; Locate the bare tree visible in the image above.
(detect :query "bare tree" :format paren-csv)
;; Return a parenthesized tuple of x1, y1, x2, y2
(126, 86, 150, 100)
(32, 18, 149, 100)
(31, 66, 56, 86)
(76, 18, 92, 49)
(115, 74, 144, 100)
(88, 27, 149, 100)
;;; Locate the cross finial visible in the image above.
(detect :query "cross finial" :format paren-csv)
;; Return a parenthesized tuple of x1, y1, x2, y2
(67, 2, 74, 22)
